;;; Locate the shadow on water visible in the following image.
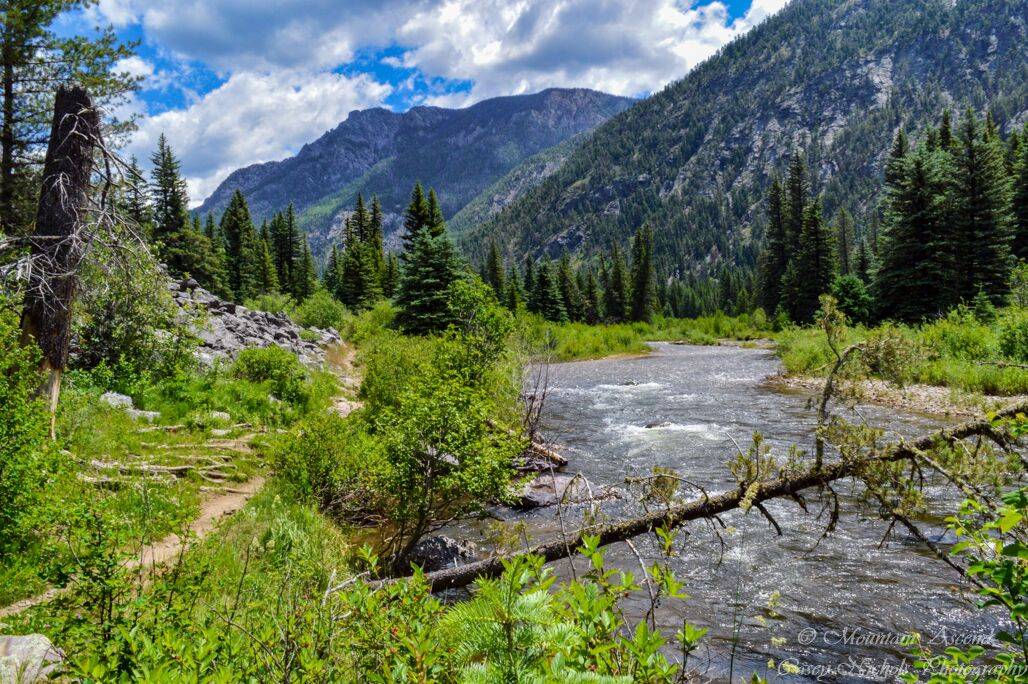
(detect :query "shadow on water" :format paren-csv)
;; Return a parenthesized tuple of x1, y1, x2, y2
(448, 342, 999, 682)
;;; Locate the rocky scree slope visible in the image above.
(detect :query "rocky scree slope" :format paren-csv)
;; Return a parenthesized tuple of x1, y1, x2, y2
(169, 278, 339, 367)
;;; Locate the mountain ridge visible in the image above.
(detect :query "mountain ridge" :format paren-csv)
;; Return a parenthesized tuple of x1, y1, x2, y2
(196, 87, 635, 251)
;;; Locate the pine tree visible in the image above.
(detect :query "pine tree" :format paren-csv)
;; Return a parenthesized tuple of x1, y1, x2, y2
(504, 266, 523, 312)
(783, 198, 835, 322)
(757, 177, 787, 313)
(370, 195, 386, 278)
(785, 152, 807, 255)
(835, 209, 854, 276)
(382, 252, 400, 298)
(629, 227, 655, 322)
(604, 243, 630, 323)
(1013, 124, 1028, 261)
(219, 190, 257, 297)
(427, 189, 445, 236)
(257, 238, 280, 294)
(523, 256, 537, 307)
(396, 185, 461, 334)
(556, 253, 583, 321)
(950, 109, 1014, 303)
(324, 245, 340, 294)
(402, 183, 431, 250)
(150, 135, 189, 260)
(121, 156, 153, 239)
(939, 110, 953, 150)
(532, 260, 568, 323)
(885, 129, 909, 189)
(874, 145, 949, 322)
(854, 237, 872, 283)
(582, 269, 603, 324)
(485, 242, 505, 297)
(295, 238, 318, 301)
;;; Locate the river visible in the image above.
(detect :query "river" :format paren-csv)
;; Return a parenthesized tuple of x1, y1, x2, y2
(474, 342, 1000, 682)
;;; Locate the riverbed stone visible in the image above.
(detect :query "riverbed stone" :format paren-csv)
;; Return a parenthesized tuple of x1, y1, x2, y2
(127, 408, 161, 423)
(514, 474, 616, 510)
(408, 536, 478, 571)
(0, 634, 63, 683)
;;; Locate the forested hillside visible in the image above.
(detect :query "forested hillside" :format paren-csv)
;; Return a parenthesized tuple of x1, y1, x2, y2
(468, 0, 1028, 278)
(196, 88, 633, 254)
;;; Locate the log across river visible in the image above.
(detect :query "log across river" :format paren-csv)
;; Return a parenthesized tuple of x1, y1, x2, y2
(443, 342, 1000, 681)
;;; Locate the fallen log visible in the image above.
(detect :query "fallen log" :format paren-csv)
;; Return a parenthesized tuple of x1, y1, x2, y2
(385, 401, 1028, 592)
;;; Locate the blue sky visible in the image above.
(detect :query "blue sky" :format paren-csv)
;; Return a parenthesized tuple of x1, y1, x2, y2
(66, 0, 787, 203)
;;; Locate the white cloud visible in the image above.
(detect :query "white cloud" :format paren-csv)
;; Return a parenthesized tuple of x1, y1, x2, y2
(399, 0, 790, 101)
(129, 70, 393, 204)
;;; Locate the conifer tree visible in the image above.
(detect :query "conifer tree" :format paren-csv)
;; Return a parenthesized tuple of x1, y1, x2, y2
(324, 245, 340, 294)
(604, 243, 630, 323)
(402, 183, 431, 250)
(219, 190, 257, 296)
(939, 110, 954, 150)
(784, 152, 807, 255)
(1013, 126, 1028, 261)
(782, 199, 835, 322)
(294, 238, 318, 301)
(504, 266, 523, 312)
(557, 253, 583, 321)
(874, 145, 949, 321)
(523, 256, 537, 306)
(835, 209, 854, 276)
(257, 238, 280, 294)
(854, 237, 872, 284)
(150, 134, 189, 256)
(757, 177, 787, 313)
(396, 185, 460, 334)
(582, 269, 603, 324)
(532, 260, 568, 323)
(629, 227, 655, 322)
(485, 242, 505, 297)
(122, 156, 153, 239)
(370, 195, 386, 277)
(950, 109, 1014, 303)
(382, 253, 400, 298)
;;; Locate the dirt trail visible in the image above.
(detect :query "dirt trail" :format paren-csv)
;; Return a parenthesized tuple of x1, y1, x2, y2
(0, 475, 265, 620)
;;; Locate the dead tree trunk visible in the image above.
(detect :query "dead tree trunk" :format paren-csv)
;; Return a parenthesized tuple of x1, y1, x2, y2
(19, 86, 100, 435)
(387, 401, 1028, 592)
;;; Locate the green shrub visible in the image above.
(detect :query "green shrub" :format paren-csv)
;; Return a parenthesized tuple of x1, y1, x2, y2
(920, 308, 993, 361)
(295, 289, 348, 330)
(244, 292, 297, 317)
(0, 301, 59, 552)
(998, 309, 1028, 362)
(232, 346, 310, 405)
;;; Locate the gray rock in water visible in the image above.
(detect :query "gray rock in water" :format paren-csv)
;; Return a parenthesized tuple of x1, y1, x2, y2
(0, 634, 63, 683)
(514, 474, 617, 510)
(644, 421, 673, 429)
(100, 391, 133, 409)
(407, 536, 478, 572)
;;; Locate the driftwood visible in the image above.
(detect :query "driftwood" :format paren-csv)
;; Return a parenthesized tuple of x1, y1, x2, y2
(486, 419, 568, 468)
(386, 401, 1028, 592)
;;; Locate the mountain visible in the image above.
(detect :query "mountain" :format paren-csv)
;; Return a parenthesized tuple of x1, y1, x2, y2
(466, 0, 1028, 276)
(197, 88, 634, 252)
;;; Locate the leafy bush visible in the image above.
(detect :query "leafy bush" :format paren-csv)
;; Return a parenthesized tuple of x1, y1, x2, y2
(294, 289, 348, 330)
(74, 245, 198, 387)
(998, 309, 1028, 362)
(232, 346, 310, 405)
(920, 308, 993, 361)
(244, 292, 297, 317)
(0, 300, 59, 552)
(271, 413, 386, 521)
(830, 275, 873, 325)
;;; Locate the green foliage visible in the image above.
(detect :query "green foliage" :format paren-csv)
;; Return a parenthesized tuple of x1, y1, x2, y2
(396, 190, 462, 334)
(998, 308, 1028, 363)
(73, 243, 198, 387)
(830, 274, 873, 325)
(244, 291, 297, 317)
(231, 346, 313, 406)
(0, 299, 59, 552)
(294, 288, 349, 330)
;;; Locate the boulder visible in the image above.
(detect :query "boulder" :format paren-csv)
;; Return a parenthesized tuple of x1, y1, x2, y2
(513, 474, 617, 510)
(0, 634, 63, 683)
(407, 536, 478, 572)
(126, 409, 160, 423)
(100, 391, 133, 409)
(210, 411, 232, 424)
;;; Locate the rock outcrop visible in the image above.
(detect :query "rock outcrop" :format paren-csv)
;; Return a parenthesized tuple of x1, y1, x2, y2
(0, 634, 63, 683)
(408, 536, 479, 572)
(168, 279, 340, 367)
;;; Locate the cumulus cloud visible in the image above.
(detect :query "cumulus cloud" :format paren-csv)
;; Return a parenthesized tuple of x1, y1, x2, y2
(128, 70, 393, 204)
(398, 0, 789, 101)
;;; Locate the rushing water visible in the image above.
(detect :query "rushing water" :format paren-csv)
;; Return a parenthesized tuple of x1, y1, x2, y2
(461, 343, 1000, 682)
